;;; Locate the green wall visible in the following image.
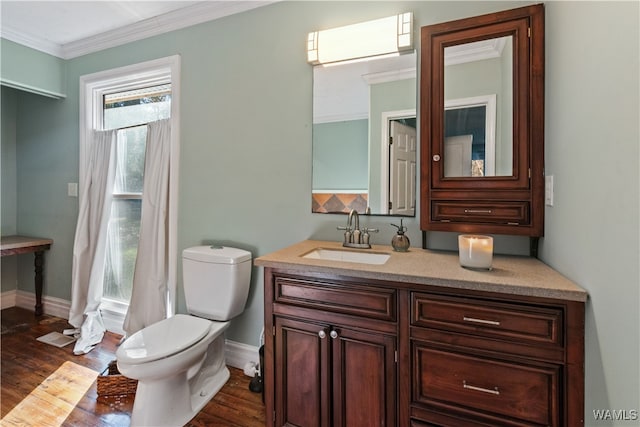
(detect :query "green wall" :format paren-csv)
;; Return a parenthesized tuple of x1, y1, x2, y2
(542, 1, 639, 421)
(1, 39, 66, 98)
(312, 119, 368, 191)
(1, 87, 18, 292)
(3, 2, 638, 423)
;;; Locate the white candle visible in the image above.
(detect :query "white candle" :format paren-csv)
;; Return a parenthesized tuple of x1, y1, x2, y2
(458, 235, 493, 269)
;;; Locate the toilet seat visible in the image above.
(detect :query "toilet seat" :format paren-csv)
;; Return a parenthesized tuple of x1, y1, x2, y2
(117, 314, 212, 364)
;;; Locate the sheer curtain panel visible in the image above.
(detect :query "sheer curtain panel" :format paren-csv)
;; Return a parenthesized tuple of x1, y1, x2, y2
(69, 129, 117, 354)
(123, 119, 172, 336)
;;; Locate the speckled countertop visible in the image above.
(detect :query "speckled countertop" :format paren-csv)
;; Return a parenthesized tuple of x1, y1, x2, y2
(254, 240, 588, 302)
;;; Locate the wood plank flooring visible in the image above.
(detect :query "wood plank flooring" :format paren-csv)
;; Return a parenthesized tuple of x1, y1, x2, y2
(1, 307, 266, 426)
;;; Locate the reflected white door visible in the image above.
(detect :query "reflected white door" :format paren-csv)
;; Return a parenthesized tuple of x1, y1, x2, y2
(444, 134, 473, 177)
(389, 121, 416, 216)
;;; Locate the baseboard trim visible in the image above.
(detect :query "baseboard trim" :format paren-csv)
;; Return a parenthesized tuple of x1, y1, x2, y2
(10, 290, 71, 319)
(100, 306, 126, 336)
(1, 290, 17, 309)
(225, 339, 260, 371)
(1, 290, 259, 371)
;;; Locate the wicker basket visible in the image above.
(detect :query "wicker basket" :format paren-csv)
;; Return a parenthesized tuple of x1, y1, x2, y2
(96, 360, 137, 401)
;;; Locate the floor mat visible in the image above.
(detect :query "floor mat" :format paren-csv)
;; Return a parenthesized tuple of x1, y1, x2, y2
(1, 361, 98, 427)
(36, 332, 76, 348)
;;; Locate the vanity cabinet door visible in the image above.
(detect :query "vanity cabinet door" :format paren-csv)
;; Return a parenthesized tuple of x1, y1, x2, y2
(273, 316, 396, 427)
(331, 326, 397, 427)
(274, 317, 330, 427)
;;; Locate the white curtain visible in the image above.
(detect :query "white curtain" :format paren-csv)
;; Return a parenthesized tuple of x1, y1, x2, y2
(123, 119, 171, 336)
(69, 129, 117, 355)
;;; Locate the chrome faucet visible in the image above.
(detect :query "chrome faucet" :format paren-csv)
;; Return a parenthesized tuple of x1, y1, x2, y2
(337, 209, 379, 249)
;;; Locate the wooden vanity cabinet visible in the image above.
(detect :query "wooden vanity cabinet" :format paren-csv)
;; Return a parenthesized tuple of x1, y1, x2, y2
(409, 290, 584, 426)
(263, 267, 585, 427)
(265, 269, 398, 427)
(419, 4, 546, 244)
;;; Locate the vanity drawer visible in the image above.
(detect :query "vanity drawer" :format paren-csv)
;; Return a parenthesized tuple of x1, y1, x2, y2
(431, 201, 529, 225)
(411, 293, 563, 348)
(413, 345, 561, 426)
(274, 276, 396, 321)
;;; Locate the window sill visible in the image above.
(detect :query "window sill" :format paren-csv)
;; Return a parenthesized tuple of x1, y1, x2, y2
(100, 298, 128, 336)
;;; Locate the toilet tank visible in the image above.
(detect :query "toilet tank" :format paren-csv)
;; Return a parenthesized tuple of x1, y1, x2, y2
(182, 246, 252, 321)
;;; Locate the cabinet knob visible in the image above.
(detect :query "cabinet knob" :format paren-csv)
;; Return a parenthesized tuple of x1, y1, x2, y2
(329, 330, 339, 339)
(318, 330, 326, 339)
(433, 154, 441, 162)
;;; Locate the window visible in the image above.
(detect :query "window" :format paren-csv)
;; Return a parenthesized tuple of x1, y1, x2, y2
(79, 56, 180, 334)
(102, 85, 171, 304)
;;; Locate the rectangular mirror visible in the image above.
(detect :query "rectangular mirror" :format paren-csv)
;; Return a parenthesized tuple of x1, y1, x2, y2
(311, 52, 417, 216)
(444, 36, 513, 177)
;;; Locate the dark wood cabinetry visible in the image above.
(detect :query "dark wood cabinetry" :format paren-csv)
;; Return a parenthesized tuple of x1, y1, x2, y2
(409, 291, 583, 426)
(420, 5, 546, 246)
(266, 271, 397, 427)
(263, 267, 585, 427)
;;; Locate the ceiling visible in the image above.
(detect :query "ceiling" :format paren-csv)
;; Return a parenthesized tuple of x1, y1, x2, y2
(0, 1, 273, 59)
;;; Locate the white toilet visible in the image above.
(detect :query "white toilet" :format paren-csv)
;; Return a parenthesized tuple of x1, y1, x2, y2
(116, 245, 252, 427)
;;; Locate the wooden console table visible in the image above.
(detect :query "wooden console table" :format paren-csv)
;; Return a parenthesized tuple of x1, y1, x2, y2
(1, 235, 53, 316)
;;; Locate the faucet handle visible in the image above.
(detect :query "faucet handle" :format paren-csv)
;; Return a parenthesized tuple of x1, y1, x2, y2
(361, 228, 379, 246)
(337, 226, 352, 245)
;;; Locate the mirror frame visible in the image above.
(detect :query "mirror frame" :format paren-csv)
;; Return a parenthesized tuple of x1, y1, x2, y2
(420, 4, 545, 248)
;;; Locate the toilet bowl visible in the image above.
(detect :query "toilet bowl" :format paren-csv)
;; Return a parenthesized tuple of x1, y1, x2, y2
(116, 246, 252, 427)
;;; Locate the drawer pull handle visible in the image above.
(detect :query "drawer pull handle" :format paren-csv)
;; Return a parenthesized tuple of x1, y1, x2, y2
(464, 209, 492, 214)
(463, 381, 500, 395)
(463, 316, 501, 326)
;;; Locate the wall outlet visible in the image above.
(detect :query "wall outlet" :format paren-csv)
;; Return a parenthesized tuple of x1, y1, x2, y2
(545, 175, 554, 206)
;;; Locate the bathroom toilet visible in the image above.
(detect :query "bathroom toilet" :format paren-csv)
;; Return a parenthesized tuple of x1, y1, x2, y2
(116, 246, 252, 427)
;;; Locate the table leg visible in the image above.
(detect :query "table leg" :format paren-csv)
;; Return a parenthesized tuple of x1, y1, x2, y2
(34, 251, 44, 316)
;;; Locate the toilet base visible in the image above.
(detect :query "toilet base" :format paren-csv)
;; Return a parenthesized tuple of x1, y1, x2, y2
(128, 333, 230, 427)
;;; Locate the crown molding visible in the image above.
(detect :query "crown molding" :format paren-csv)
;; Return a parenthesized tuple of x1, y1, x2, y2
(1, 26, 64, 58)
(313, 111, 369, 125)
(362, 67, 416, 85)
(445, 37, 507, 66)
(1, 1, 276, 60)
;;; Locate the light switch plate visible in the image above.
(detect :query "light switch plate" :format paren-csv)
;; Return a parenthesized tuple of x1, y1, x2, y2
(545, 175, 554, 206)
(68, 182, 78, 197)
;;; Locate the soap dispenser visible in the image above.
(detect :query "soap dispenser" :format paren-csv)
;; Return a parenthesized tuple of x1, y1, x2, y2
(390, 219, 410, 252)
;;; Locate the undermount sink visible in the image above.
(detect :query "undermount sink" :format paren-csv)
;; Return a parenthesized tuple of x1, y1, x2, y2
(301, 248, 390, 265)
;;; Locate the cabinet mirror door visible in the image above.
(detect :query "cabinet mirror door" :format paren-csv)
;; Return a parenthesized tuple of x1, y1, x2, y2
(420, 4, 545, 240)
(424, 15, 534, 190)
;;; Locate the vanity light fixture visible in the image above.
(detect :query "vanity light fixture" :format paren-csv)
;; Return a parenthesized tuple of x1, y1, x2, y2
(307, 12, 413, 65)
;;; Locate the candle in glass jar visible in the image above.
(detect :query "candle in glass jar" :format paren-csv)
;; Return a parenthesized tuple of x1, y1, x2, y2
(458, 235, 493, 269)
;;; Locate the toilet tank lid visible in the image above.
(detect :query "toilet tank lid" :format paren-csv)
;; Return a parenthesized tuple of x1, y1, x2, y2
(183, 245, 252, 264)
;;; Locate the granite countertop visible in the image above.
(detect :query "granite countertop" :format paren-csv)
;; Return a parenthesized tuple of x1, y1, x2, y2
(254, 240, 588, 302)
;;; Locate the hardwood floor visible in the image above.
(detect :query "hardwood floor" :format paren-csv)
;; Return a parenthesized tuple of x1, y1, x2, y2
(1, 307, 266, 426)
